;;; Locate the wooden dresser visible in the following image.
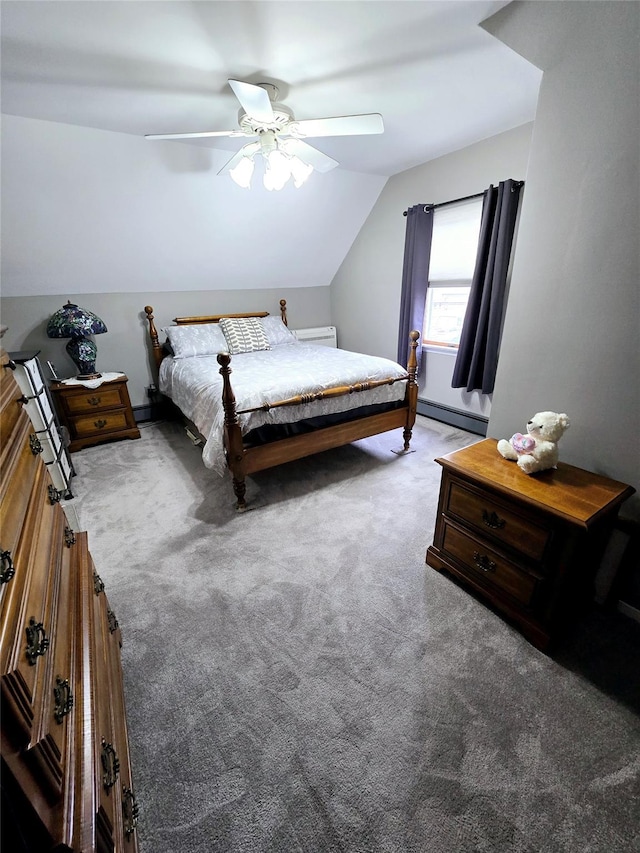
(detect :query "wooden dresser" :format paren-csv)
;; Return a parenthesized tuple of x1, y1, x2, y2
(50, 375, 140, 452)
(426, 439, 635, 650)
(1, 350, 139, 851)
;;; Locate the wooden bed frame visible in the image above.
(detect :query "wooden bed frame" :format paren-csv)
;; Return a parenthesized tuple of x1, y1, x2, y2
(144, 300, 419, 510)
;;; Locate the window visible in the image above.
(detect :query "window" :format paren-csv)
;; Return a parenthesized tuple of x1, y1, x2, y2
(423, 197, 483, 348)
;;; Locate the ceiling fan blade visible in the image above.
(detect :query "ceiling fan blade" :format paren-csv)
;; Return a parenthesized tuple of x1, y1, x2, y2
(228, 79, 274, 123)
(281, 139, 339, 173)
(145, 130, 247, 140)
(291, 113, 384, 138)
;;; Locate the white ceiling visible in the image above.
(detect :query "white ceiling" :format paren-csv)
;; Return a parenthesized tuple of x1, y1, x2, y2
(1, 0, 541, 177)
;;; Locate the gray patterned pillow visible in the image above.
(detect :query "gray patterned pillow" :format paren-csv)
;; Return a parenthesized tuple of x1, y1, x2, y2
(163, 323, 228, 359)
(219, 317, 271, 354)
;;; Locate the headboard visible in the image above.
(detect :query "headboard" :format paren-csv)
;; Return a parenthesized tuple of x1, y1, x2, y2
(144, 299, 288, 372)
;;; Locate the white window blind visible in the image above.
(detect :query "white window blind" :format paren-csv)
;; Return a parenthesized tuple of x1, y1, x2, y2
(423, 197, 483, 347)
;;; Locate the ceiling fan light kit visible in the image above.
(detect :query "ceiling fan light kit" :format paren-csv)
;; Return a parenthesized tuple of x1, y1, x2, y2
(145, 79, 383, 191)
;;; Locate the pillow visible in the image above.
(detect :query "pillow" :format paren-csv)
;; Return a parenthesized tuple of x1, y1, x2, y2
(163, 323, 228, 359)
(219, 317, 271, 354)
(261, 315, 298, 347)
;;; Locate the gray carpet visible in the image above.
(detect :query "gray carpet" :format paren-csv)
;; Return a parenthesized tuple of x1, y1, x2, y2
(70, 415, 640, 853)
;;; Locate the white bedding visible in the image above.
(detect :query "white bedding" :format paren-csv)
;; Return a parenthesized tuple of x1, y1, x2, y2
(159, 342, 409, 474)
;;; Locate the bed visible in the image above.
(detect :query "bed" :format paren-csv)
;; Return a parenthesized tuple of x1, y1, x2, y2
(144, 300, 419, 509)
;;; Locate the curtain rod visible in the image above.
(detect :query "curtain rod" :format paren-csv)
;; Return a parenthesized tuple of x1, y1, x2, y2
(403, 191, 484, 216)
(402, 182, 524, 216)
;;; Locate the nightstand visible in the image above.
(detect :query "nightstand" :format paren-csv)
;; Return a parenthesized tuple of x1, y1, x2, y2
(50, 373, 141, 452)
(426, 439, 634, 650)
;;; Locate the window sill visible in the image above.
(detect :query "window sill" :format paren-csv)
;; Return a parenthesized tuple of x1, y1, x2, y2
(422, 343, 459, 355)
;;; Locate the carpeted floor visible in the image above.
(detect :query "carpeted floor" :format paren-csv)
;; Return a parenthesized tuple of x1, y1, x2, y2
(70, 415, 640, 853)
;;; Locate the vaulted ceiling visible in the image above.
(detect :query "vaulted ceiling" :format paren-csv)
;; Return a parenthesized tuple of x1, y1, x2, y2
(1, 0, 541, 177)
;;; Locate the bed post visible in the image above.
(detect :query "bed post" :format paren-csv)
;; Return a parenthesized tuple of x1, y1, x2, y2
(403, 330, 420, 450)
(144, 306, 164, 373)
(280, 299, 288, 326)
(217, 352, 247, 511)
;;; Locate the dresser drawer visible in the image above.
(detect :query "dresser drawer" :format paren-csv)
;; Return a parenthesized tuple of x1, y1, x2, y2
(1, 489, 66, 745)
(23, 537, 76, 798)
(447, 480, 550, 562)
(72, 410, 130, 438)
(63, 387, 126, 415)
(441, 521, 539, 606)
(92, 569, 123, 847)
(0, 416, 41, 562)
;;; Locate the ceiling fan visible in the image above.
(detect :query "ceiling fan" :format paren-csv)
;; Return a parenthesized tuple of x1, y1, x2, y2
(145, 79, 384, 190)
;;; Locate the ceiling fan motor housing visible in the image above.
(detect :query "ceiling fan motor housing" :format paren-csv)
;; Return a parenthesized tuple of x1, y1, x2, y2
(238, 103, 294, 135)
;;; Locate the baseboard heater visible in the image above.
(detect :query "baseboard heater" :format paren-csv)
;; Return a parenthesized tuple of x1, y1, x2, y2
(417, 399, 488, 436)
(292, 326, 338, 347)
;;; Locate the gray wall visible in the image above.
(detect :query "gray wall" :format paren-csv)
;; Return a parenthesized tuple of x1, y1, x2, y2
(484, 0, 639, 518)
(0, 287, 331, 408)
(330, 122, 533, 419)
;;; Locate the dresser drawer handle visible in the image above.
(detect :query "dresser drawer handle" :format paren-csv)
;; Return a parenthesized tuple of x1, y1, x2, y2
(48, 484, 63, 504)
(53, 675, 74, 723)
(94, 418, 108, 429)
(93, 571, 105, 595)
(26, 617, 50, 665)
(473, 551, 497, 573)
(101, 738, 120, 790)
(482, 510, 506, 529)
(122, 785, 140, 839)
(107, 608, 119, 634)
(0, 550, 15, 585)
(87, 396, 102, 406)
(64, 526, 76, 547)
(29, 433, 43, 455)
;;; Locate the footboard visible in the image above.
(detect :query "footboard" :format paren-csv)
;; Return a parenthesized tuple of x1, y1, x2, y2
(217, 330, 420, 510)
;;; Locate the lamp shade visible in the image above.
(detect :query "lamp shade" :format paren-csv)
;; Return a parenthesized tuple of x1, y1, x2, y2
(47, 301, 108, 379)
(46, 301, 107, 339)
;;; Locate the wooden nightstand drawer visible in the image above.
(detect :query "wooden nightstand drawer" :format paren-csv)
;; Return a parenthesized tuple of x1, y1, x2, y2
(63, 387, 125, 415)
(442, 520, 539, 606)
(427, 439, 635, 650)
(72, 410, 130, 438)
(50, 374, 140, 452)
(447, 481, 550, 562)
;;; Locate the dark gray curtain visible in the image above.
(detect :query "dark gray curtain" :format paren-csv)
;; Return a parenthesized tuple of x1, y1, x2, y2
(451, 179, 523, 393)
(397, 204, 434, 371)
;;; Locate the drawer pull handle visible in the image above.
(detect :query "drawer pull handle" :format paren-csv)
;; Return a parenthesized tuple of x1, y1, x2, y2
(101, 738, 120, 790)
(93, 571, 105, 595)
(482, 510, 505, 529)
(0, 550, 15, 585)
(48, 484, 63, 504)
(94, 418, 108, 429)
(29, 433, 43, 455)
(64, 526, 76, 547)
(473, 551, 496, 573)
(122, 785, 140, 838)
(107, 608, 119, 634)
(53, 676, 74, 723)
(26, 617, 49, 665)
(87, 396, 101, 406)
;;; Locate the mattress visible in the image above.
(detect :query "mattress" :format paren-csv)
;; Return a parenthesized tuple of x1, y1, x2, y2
(159, 342, 408, 474)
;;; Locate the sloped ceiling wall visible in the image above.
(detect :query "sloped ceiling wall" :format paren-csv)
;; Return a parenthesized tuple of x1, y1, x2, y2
(1, 114, 387, 297)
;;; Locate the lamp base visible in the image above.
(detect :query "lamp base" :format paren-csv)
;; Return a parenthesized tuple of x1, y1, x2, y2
(66, 337, 100, 379)
(75, 372, 102, 381)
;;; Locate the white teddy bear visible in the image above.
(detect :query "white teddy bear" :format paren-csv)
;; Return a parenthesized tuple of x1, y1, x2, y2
(497, 411, 570, 474)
